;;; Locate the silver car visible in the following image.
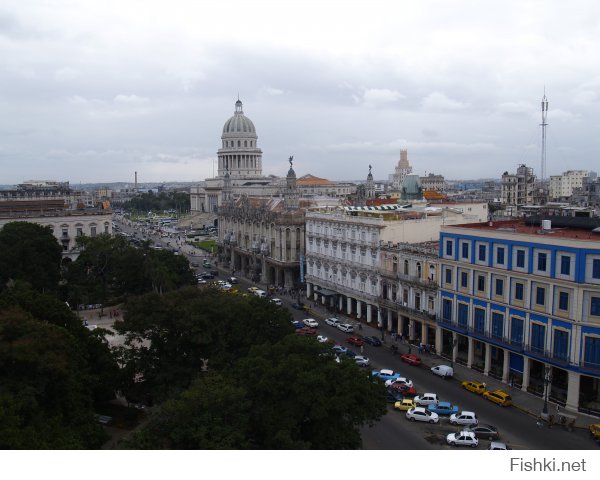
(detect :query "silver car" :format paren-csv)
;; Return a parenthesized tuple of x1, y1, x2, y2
(337, 323, 354, 333)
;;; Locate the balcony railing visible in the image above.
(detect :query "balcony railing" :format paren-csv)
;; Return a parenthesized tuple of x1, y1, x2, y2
(378, 296, 437, 321)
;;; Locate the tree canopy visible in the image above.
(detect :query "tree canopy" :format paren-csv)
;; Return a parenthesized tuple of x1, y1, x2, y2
(0, 222, 62, 293)
(122, 191, 190, 214)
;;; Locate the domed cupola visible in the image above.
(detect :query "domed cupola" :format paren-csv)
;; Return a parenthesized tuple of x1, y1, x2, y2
(217, 98, 263, 178)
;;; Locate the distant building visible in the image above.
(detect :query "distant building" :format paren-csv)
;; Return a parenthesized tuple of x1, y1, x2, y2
(549, 170, 590, 201)
(501, 164, 536, 216)
(389, 149, 412, 191)
(420, 173, 445, 192)
(296, 174, 356, 197)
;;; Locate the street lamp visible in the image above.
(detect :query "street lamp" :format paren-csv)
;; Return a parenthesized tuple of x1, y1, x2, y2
(542, 365, 553, 419)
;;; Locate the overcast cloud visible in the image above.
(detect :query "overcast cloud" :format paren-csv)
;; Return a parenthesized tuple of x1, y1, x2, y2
(1, 0, 599, 185)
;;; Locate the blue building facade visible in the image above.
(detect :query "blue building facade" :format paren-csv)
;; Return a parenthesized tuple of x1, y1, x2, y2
(438, 221, 600, 414)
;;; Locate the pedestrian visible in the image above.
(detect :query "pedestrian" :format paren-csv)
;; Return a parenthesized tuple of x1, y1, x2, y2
(555, 403, 560, 413)
(360, 345, 364, 354)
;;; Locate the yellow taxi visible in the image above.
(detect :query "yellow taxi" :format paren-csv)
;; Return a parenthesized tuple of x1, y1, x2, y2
(461, 380, 486, 395)
(394, 399, 416, 411)
(590, 423, 600, 441)
(483, 389, 512, 407)
(247, 287, 259, 293)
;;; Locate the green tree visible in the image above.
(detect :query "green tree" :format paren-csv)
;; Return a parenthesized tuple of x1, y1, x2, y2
(0, 307, 106, 448)
(0, 222, 62, 293)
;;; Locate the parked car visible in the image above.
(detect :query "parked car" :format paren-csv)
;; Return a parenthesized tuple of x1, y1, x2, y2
(347, 335, 364, 347)
(291, 302, 305, 310)
(296, 326, 317, 336)
(203, 261, 211, 268)
(325, 317, 341, 327)
(344, 349, 357, 358)
(291, 321, 304, 330)
(401, 353, 422, 366)
(354, 355, 370, 367)
(488, 441, 511, 450)
(450, 411, 478, 426)
(271, 298, 282, 306)
(387, 389, 405, 403)
(590, 423, 600, 442)
(446, 431, 478, 448)
(394, 399, 416, 411)
(317, 335, 329, 343)
(406, 407, 439, 424)
(427, 401, 459, 416)
(464, 424, 500, 441)
(303, 318, 319, 328)
(337, 323, 354, 333)
(248, 287, 259, 293)
(431, 365, 454, 378)
(362, 336, 382, 346)
(385, 377, 413, 388)
(461, 380, 487, 394)
(371, 369, 401, 381)
(482, 390, 512, 407)
(388, 383, 417, 397)
(228, 277, 239, 284)
(332, 345, 348, 354)
(414, 393, 439, 407)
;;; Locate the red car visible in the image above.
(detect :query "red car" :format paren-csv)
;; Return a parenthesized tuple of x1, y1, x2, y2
(401, 353, 422, 366)
(347, 335, 365, 347)
(389, 383, 417, 397)
(296, 327, 317, 336)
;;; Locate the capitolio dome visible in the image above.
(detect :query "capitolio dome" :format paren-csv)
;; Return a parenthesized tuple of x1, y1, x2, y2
(222, 99, 256, 137)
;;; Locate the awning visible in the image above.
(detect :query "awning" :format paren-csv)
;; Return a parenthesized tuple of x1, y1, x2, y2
(315, 288, 338, 297)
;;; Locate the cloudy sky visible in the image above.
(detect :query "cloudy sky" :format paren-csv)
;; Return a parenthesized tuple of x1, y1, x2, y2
(1, 1, 599, 185)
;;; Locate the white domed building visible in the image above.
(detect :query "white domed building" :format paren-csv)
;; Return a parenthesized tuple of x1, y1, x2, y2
(190, 99, 283, 214)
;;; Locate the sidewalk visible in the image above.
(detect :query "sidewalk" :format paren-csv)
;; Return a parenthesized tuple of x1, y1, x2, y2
(302, 301, 597, 431)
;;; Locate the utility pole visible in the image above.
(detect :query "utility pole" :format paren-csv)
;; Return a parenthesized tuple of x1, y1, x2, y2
(540, 91, 549, 188)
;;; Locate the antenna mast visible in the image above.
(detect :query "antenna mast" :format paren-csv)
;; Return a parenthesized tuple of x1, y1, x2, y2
(540, 91, 549, 184)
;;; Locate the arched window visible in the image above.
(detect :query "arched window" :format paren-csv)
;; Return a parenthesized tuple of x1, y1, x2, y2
(417, 262, 422, 278)
(244, 140, 247, 147)
(404, 259, 409, 275)
(392, 256, 398, 273)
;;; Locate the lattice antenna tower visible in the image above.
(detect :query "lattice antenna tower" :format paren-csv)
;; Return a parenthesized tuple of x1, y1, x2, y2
(540, 90, 549, 184)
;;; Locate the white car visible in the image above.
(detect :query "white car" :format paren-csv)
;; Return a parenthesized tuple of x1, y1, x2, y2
(447, 431, 478, 448)
(354, 355, 370, 367)
(220, 283, 232, 290)
(271, 298, 282, 306)
(450, 411, 478, 426)
(317, 335, 329, 343)
(337, 323, 354, 333)
(325, 317, 341, 327)
(431, 365, 454, 378)
(413, 393, 439, 406)
(488, 441, 511, 450)
(405, 407, 439, 424)
(303, 318, 319, 328)
(385, 377, 414, 388)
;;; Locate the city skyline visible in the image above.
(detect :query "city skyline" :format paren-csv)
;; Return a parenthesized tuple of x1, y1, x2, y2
(2, 1, 600, 184)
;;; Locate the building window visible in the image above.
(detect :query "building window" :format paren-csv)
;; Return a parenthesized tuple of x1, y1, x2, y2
(474, 308, 485, 333)
(458, 303, 468, 327)
(536, 286, 546, 306)
(461, 242, 469, 259)
(491, 312, 503, 339)
(90, 226, 97, 237)
(478, 244, 486, 262)
(558, 291, 569, 311)
(537, 252, 547, 272)
(593, 259, 600, 279)
(76, 226, 83, 237)
(515, 282, 524, 301)
(416, 262, 422, 278)
(583, 336, 600, 369)
(530, 323, 546, 353)
(445, 268, 452, 285)
(496, 247, 505, 265)
(404, 260, 409, 275)
(591, 297, 600, 317)
(516, 249, 525, 268)
(494, 278, 503, 296)
(560, 255, 571, 276)
(442, 299, 452, 321)
(477, 274, 485, 292)
(511, 317, 524, 344)
(460, 271, 468, 288)
(446, 240, 453, 256)
(553, 330, 569, 361)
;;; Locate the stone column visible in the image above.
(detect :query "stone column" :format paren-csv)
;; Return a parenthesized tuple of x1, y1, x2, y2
(347, 297, 352, 315)
(377, 308, 382, 327)
(357, 300, 362, 319)
(421, 323, 428, 345)
(435, 327, 442, 355)
(409, 319, 416, 341)
(367, 304, 372, 323)
(387, 309, 393, 332)
(484, 344, 491, 376)
(521, 357, 530, 393)
(306, 282, 312, 299)
(502, 349, 510, 383)
(467, 338, 474, 368)
(339, 295, 344, 311)
(321, 295, 326, 305)
(565, 371, 581, 413)
(452, 332, 458, 365)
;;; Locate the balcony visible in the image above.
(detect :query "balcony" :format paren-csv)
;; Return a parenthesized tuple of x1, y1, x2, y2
(378, 296, 437, 322)
(523, 345, 571, 367)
